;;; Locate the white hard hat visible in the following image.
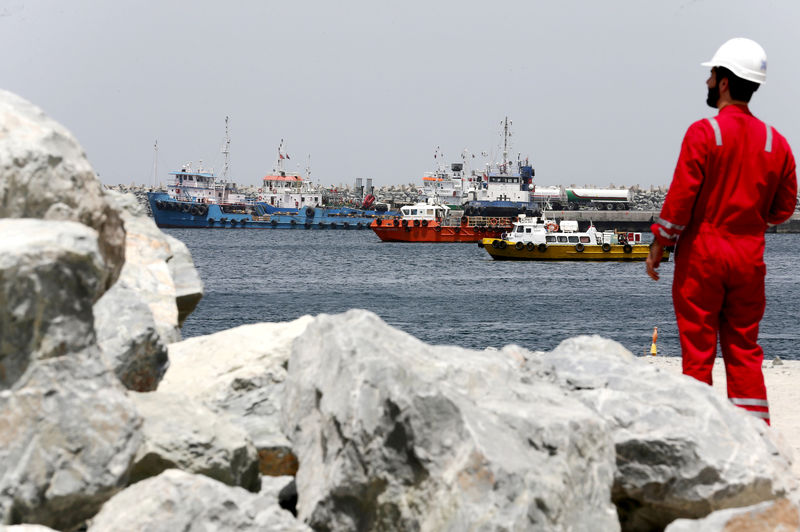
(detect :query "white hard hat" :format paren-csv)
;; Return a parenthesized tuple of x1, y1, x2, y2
(701, 38, 767, 84)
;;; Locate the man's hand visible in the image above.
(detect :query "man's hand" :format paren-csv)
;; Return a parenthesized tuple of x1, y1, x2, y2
(646, 241, 664, 281)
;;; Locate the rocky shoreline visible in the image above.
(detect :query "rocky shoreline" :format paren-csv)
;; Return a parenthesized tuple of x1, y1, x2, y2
(3, 88, 800, 531)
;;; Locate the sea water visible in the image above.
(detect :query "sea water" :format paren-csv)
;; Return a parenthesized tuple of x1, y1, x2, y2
(168, 229, 799, 359)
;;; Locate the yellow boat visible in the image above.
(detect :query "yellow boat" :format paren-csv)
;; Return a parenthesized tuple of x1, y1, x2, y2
(478, 215, 671, 262)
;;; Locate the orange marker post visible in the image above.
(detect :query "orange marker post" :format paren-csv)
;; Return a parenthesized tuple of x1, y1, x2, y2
(650, 326, 658, 356)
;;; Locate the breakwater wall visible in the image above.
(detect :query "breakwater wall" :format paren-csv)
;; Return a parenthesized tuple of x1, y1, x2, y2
(544, 210, 800, 234)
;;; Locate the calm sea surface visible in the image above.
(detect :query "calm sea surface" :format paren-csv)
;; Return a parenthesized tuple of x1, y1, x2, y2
(167, 229, 799, 359)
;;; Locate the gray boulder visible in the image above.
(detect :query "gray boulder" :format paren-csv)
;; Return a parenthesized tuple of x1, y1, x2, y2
(87, 469, 310, 532)
(93, 285, 167, 391)
(128, 391, 260, 491)
(282, 310, 619, 532)
(0, 219, 106, 389)
(160, 317, 312, 476)
(0, 359, 142, 530)
(0, 89, 125, 289)
(535, 336, 797, 531)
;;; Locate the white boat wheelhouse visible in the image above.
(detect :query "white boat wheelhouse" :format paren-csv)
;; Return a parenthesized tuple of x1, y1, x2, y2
(504, 215, 642, 246)
(399, 202, 451, 221)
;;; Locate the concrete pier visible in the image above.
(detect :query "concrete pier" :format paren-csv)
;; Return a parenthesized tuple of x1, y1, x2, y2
(543, 210, 800, 233)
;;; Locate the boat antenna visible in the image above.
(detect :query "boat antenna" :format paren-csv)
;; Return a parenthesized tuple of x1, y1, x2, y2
(222, 116, 230, 182)
(306, 154, 312, 182)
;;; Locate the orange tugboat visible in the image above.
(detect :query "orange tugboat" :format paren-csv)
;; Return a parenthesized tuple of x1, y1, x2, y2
(370, 202, 516, 242)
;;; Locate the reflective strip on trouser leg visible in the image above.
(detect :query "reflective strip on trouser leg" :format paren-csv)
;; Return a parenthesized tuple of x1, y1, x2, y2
(730, 398, 770, 421)
(719, 237, 769, 423)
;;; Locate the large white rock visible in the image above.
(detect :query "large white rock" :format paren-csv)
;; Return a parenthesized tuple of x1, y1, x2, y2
(128, 391, 260, 491)
(93, 191, 203, 391)
(87, 469, 310, 532)
(282, 310, 620, 531)
(0, 89, 125, 288)
(0, 219, 106, 389)
(163, 233, 203, 327)
(161, 317, 312, 475)
(0, 358, 142, 530)
(535, 336, 798, 531)
(665, 497, 800, 531)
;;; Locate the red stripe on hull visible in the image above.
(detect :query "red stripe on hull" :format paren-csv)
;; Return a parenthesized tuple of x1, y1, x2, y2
(371, 225, 505, 242)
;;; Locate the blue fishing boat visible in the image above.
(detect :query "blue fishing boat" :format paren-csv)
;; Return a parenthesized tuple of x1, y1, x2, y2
(147, 121, 396, 229)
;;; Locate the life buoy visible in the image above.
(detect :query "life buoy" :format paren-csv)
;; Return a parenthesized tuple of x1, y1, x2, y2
(258, 195, 263, 200)
(490, 218, 498, 225)
(258, 188, 263, 193)
(575, 243, 585, 252)
(545, 222, 559, 232)
(538, 243, 547, 252)
(602, 243, 611, 252)
(515, 242, 524, 250)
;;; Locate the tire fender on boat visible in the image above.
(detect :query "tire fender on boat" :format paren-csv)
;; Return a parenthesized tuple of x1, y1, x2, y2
(602, 243, 611, 252)
(515, 242, 524, 250)
(575, 243, 584, 252)
(538, 243, 547, 252)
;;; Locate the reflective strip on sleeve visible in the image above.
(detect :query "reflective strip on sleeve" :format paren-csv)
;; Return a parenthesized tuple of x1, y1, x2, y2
(707, 117, 722, 146)
(765, 124, 773, 153)
(746, 410, 770, 420)
(730, 397, 769, 407)
(656, 217, 685, 231)
(657, 227, 678, 241)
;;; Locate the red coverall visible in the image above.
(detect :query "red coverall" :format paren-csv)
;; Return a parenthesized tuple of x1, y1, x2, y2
(652, 104, 797, 424)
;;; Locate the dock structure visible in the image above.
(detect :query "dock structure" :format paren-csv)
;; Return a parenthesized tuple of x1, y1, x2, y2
(542, 210, 800, 234)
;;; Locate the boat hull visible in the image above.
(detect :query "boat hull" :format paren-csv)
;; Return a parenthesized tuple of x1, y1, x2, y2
(480, 238, 670, 261)
(371, 219, 508, 242)
(148, 192, 390, 229)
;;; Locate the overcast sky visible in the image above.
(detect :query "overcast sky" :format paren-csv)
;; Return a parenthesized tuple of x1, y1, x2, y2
(2, 1, 798, 189)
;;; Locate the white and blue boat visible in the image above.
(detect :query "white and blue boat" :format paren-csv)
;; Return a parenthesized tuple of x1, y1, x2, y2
(147, 123, 396, 229)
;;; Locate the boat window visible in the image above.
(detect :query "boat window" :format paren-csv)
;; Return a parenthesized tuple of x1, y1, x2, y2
(525, 228, 532, 233)
(410, 209, 417, 215)
(546, 235, 556, 242)
(579, 236, 591, 243)
(557, 236, 568, 243)
(568, 236, 579, 243)
(515, 227, 524, 233)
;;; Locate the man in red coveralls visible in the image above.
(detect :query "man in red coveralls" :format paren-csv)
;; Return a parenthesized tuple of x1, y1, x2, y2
(646, 38, 798, 425)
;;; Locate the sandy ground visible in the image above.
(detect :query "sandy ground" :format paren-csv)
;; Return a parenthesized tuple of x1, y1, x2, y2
(641, 355, 800, 479)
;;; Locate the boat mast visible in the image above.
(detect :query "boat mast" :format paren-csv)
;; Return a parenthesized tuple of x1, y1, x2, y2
(501, 116, 512, 174)
(222, 116, 230, 182)
(152, 139, 158, 188)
